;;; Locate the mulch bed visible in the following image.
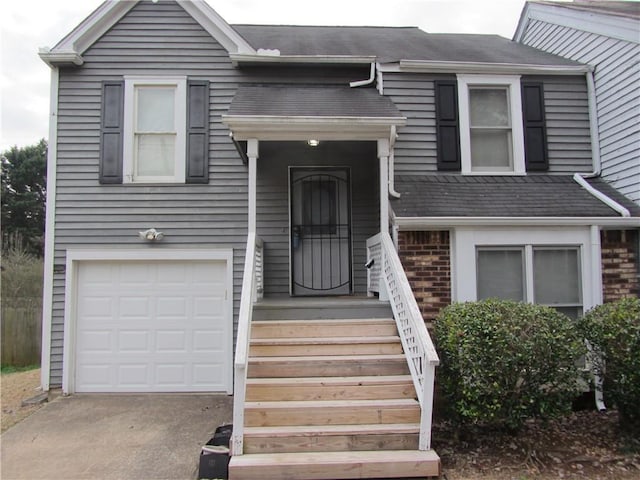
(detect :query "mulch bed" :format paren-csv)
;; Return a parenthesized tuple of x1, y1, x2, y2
(434, 409, 640, 479)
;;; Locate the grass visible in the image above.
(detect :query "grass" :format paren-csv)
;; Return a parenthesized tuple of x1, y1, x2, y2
(1, 364, 40, 375)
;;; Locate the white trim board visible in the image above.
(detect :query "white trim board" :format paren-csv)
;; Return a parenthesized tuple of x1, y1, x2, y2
(61, 248, 234, 394)
(40, 0, 254, 67)
(393, 216, 640, 229)
(514, 2, 640, 44)
(40, 68, 60, 392)
(451, 226, 599, 312)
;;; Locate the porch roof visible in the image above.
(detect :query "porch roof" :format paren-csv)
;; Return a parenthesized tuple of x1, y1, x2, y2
(391, 175, 640, 219)
(222, 85, 406, 140)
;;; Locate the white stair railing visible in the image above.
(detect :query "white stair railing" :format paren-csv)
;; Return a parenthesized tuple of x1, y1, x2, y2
(231, 232, 263, 456)
(366, 232, 440, 450)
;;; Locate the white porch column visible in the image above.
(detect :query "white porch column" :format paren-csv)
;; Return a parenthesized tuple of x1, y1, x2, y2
(247, 139, 259, 234)
(378, 138, 390, 234)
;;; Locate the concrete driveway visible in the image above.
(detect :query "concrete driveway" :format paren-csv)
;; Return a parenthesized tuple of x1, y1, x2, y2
(1, 394, 233, 480)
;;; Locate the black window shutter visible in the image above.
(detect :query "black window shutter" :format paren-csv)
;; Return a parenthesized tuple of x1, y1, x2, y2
(186, 80, 210, 184)
(522, 82, 549, 171)
(435, 80, 461, 171)
(99, 80, 124, 184)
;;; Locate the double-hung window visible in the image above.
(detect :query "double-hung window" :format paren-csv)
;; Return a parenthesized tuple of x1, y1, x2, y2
(476, 245, 583, 319)
(457, 75, 526, 175)
(123, 77, 186, 183)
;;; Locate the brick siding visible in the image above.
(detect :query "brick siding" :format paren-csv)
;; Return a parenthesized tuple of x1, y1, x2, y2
(601, 229, 639, 302)
(397, 231, 451, 324)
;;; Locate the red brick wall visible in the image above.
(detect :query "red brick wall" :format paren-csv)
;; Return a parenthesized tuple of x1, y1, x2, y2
(397, 231, 451, 324)
(601, 229, 639, 302)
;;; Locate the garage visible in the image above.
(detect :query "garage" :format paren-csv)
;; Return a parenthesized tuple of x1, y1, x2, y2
(64, 250, 233, 393)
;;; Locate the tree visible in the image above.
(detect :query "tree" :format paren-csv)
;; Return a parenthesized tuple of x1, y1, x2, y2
(1, 139, 47, 256)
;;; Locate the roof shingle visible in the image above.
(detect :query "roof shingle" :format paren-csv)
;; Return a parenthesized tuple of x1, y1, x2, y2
(391, 175, 640, 218)
(233, 25, 583, 66)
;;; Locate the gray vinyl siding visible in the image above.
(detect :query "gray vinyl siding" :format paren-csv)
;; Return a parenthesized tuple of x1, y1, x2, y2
(256, 142, 379, 297)
(521, 18, 640, 204)
(51, 1, 247, 386)
(48, 0, 369, 386)
(384, 72, 593, 176)
(383, 73, 438, 174)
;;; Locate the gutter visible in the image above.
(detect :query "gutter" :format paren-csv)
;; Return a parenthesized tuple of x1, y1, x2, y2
(393, 216, 640, 229)
(389, 60, 590, 75)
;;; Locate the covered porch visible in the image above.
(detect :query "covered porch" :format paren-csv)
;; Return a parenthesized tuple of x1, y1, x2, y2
(222, 84, 441, 479)
(223, 84, 404, 297)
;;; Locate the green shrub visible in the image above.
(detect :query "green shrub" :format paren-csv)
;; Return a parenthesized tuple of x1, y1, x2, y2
(435, 300, 586, 432)
(578, 297, 640, 433)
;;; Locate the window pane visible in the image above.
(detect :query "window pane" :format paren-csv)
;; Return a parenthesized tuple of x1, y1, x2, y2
(136, 134, 175, 177)
(470, 88, 509, 127)
(137, 87, 175, 132)
(470, 130, 512, 169)
(477, 248, 525, 301)
(533, 248, 581, 305)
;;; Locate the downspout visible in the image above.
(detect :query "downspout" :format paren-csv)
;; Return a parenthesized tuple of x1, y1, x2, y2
(350, 62, 376, 88)
(350, 63, 401, 200)
(388, 126, 401, 198)
(582, 67, 601, 178)
(572, 68, 630, 218)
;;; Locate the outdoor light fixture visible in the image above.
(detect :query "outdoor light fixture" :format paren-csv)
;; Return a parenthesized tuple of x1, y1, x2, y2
(307, 139, 320, 147)
(139, 228, 164, 241)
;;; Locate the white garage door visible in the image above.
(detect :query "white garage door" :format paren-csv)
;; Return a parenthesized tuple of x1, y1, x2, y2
(75, 260, 230, 393)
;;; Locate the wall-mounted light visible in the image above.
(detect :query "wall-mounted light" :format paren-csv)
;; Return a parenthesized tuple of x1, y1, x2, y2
(139, 228, 164, 241)
(307, 139, 320, 147)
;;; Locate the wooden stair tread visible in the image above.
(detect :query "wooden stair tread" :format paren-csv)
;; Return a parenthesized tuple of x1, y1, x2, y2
(252, 318, 395, 326)
(228, 449, 440, 479)
(249, 354, 406, 362)
(244, 423, 420, 437)
(250, 335, 401, 345)
(246, 375, 412, 386)
(246, 398, 418, 409)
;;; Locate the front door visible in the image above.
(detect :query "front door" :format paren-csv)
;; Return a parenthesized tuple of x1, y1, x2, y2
(290, 168, 352, 296)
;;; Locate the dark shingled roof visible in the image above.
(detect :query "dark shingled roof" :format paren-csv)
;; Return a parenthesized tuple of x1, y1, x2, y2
(391, 175, 640, 218)
(233, 25, 583, 66)
(532, 1, 640, 20)
(227, 85, 404, 118)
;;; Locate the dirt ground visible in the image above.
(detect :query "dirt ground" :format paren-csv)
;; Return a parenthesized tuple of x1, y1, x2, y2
(1, 368, 45, 433)
(1, 370, 639, 479)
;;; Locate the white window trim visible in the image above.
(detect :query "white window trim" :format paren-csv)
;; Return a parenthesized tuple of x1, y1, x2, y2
(452, 227, 596, 315)
(457, 74, 526, 175)
(123, 76, 187, 184)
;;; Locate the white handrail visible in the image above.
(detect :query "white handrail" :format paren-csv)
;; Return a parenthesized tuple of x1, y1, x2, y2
(367, 231, 440, 450)
(231, 232, 263, 456)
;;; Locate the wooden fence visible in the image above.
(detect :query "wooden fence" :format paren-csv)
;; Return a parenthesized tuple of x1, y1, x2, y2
(1, 298, 42, 367)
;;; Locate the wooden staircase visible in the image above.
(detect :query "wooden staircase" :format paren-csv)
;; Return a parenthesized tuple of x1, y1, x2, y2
(228, 298, 440, 480)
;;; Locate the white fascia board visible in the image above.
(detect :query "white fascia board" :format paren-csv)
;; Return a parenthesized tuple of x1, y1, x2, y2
(223, 115, 407, 141)
(394, 216, 640, 229)
(230, 53, 376, 66)
(43, 0, 255, 68)
(178, 0, 255, 54)
(515, 2, 640, 44)
(391, 60, 590, 75)
(47, 1, 138, 59)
